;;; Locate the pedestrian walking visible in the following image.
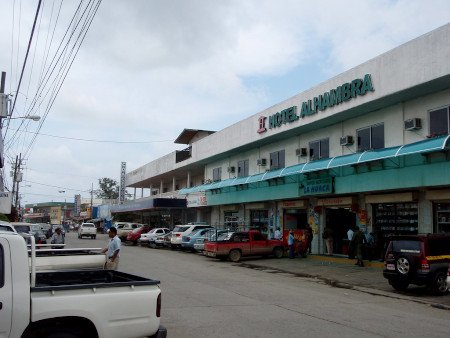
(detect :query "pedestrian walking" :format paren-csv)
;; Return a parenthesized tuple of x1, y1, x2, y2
(322, 226, 333, 255)
(351, 226, 365, 267)
(306, 224, 313, 254)
(101, 227, 121, 270)
(50, 227, 65, 249)
(288, 230, 295, 259)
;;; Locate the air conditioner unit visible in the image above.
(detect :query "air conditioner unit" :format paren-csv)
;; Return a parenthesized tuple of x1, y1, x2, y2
(227, 166, 235, 173)
(295, 148, 307, 157)
(257, 158, 267, 166)
(340, 135, 354, 146)
(404, 118, 422, 131)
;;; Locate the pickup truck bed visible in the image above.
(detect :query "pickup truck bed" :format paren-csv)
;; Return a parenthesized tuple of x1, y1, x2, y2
(34, 270, 160, 290)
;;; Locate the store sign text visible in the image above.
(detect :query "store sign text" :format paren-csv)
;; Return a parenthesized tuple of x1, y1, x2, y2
(302, 178, 333, 195)
(257, 74, 374, 134)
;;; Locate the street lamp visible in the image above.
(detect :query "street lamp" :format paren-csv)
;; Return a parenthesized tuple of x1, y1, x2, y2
(8, 115, 41, 121)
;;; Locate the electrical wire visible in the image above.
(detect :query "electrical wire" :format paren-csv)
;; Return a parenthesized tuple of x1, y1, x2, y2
(22, 179, 90, 192)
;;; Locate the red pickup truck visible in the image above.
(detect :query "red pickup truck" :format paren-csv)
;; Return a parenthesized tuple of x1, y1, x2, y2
(204, 230, 285, 262)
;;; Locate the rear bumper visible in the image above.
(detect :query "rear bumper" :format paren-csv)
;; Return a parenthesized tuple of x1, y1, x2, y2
(383, 270, 432, 286)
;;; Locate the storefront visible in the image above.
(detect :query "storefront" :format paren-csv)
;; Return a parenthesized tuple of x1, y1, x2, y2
(318, 197, 357, 255)
(247, 203, 270, 235)
(426, 189, 450, 234)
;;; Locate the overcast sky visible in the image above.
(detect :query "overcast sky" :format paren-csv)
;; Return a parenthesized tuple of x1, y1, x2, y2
(0, 0, 449, 205)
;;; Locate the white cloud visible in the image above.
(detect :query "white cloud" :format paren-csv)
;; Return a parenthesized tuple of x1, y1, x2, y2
(1, 0, 449, 203)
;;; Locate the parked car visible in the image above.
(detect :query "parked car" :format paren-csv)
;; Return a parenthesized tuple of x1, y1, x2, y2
(182, 228, 219, 252)
(383, 234, 450, 295)
(170, 224, 212, 249)
(116, 222, 141, 241)
(152, 232, 172, 249)
(139, 228, 170, 246)
(127, 225, 152, 245)
(193, 229, 229, 252)
(78, 222, 97, 239)
(204, 230, 285, 262)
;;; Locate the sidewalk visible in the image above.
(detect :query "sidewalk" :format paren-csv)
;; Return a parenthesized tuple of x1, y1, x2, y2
(235, 254, 450, 310)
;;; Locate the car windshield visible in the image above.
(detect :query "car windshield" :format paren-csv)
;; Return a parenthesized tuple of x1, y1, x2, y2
(0, 225, 13, 232)
(14, 225, 31, 233)
(391, 240, 421, 253)
(173, 226, 189, 233)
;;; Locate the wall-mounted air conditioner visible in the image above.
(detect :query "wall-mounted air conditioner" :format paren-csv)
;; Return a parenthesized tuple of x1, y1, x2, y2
(404, 118, 422, 131)
(340, 135, 354, 146)
(295, 148, 307, 157)
(257, 158, 267, 166)
(227, 166, 235, 173)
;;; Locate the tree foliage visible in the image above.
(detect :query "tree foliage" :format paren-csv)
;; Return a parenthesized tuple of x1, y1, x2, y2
(96, 178, 120, 199)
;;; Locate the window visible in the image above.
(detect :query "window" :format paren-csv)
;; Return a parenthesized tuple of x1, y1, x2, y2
(309, 138, 329, 160)
(357, 123, 384, 151)
(237, 159, 249, 177)
(269, 150, 285, 170)
(212, 167, 222, 181)
(429, 106, 450, 136)
(252, 232, 267, 241)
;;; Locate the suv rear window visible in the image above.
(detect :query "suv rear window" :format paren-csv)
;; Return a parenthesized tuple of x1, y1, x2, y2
(391, 240, 421, 254)
(82, 224, 95, 228)
(173, 226, 189, 232)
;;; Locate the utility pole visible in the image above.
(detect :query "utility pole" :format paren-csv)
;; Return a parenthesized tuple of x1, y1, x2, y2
(90, 182, 94, 209)
(0, 71, 7, 191)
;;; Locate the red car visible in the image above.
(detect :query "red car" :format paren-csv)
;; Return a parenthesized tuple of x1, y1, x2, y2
(126, 225, 151, 245)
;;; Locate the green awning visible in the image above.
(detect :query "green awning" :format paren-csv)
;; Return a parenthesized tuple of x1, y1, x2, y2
(179, 135, 449, 194)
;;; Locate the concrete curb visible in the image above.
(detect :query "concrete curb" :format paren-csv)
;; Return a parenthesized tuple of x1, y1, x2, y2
(238, 262, 450, 311)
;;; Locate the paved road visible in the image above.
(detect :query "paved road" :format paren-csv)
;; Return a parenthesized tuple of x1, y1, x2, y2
(68, 233, 450, 338)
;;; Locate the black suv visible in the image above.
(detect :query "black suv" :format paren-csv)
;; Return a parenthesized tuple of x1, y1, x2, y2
(383, 234, 450, 295)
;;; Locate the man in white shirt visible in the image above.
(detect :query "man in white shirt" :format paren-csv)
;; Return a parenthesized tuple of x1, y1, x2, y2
(347, 228, 354, 241)
(274, 228, 282, 240)
(50, 227, 65, 248)
(101, 227, 121, 270)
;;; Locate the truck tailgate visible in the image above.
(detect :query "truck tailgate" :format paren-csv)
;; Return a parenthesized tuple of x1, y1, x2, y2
(31, 270, 162, 338)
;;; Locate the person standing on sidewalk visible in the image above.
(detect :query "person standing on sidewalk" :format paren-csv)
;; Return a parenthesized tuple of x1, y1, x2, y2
(306, 224, 313, 254)
(351, 226, 365, 267)
(101, 227, 121, 270)
(288, 230, 295, 259)
(274, 227, 282, 240)
(322, 226, 333, 255)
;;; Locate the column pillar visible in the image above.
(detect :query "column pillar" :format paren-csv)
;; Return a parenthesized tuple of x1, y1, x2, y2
(187, 171, 191, 188)
(160, 180, 163, 196)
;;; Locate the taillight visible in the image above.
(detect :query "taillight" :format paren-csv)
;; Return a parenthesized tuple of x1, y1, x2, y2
(156, 293, 161, 318)
(420, 259, 430, 272)
(447, 266, 450, 277)
(176, 234, 180, 237)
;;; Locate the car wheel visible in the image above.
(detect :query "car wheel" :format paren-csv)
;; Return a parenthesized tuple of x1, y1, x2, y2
(389, 279, 409, 291)
(432, 271, 448, 296)
(273, 247, 284, 259)
(229, 249, 241, 262)
(396, 256, 413, 275)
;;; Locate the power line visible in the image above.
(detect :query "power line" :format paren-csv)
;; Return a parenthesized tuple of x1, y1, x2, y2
(9, 128, 173, 143)
(23, 179, 90, 192)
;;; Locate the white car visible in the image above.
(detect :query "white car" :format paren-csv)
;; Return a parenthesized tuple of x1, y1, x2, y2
(78, 222, 97, 239)
(139, 228, 170, 246)
(170, 224, 212, 249)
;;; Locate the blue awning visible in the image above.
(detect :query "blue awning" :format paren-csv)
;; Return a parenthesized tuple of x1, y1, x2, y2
(179, 135, 449, 194)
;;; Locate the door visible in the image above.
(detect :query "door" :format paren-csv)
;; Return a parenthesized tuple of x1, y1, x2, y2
(251, 232, 271, 255)
(0, 239, 12, 338)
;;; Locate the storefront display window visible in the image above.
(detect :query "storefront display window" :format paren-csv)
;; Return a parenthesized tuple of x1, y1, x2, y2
(435, 203, 450, 233)
(250, 210, 269, 234)
(224, 211, 239, 231)
(373, 203, 418, 241)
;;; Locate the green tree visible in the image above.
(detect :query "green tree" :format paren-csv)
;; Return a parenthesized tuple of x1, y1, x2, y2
(96, 178, 120, 199)
(0, 213, 10, 222)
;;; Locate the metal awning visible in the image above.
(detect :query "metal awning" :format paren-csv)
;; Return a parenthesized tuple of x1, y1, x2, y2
(178, 135, 450, 194)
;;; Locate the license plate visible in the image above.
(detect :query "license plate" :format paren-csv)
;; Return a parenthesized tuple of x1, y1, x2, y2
(386, 264, 395, 270)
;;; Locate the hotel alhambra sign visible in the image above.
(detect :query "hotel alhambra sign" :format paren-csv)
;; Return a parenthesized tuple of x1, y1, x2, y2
(257, 74, 374, 134)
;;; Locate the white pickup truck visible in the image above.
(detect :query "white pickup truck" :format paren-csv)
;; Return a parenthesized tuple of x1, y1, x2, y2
(0, 231, 167, 338)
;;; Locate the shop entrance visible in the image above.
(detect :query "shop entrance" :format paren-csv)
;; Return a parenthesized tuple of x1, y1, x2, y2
(325, 207, 356, 255)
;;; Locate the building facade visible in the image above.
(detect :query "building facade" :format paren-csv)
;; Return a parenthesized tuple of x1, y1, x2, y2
(124, 24, 450, 257)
